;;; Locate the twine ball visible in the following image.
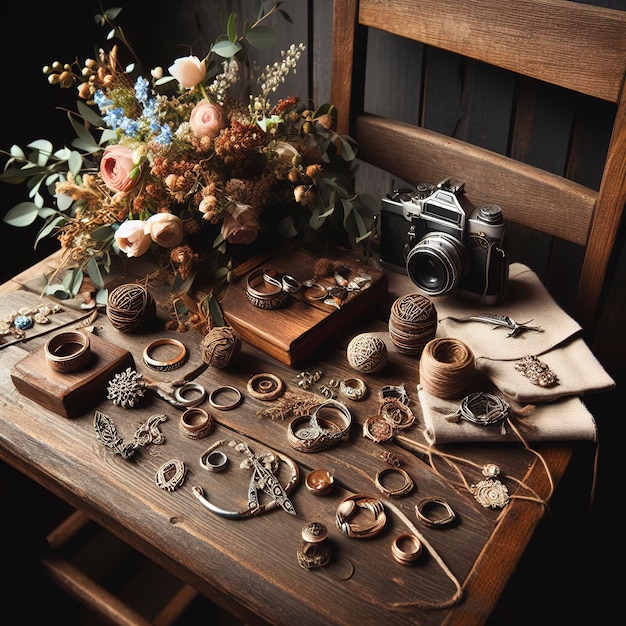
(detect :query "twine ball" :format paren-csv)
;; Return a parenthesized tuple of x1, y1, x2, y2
(106, 283, 156, 333)
(347, 333, 388, 373)
(200, 326, 242, 369)
(388, 293, 437, 356)
(419, 337, 476, 399)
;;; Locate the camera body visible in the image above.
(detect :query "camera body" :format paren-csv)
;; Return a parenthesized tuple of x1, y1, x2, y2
(379, 179, 508, 304)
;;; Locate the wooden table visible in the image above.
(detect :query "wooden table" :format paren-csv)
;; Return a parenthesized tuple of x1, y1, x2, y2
(0, 251, 576, 625)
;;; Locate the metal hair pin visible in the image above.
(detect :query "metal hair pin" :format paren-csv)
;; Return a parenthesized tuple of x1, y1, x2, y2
(445, 314, 544, 338)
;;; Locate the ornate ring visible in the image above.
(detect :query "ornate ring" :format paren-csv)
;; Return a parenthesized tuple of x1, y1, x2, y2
(200, 449, 228, 472)
(379, 397, 415, 430)
(415, 497, 456, 528)
(180, 407, 214, 439)
(339, 377, 367, 401)
(374, 467, 414, 498)
(45, 330, 92, 373)
(173, 382, 206, 407)
(296, 540, 331, 570)
(208, 385, 243, 410)
(143, 338, 188, 371)
(155, 459, 186, 492)
(309, 400, 352, 442)
(336, 494, 387, 539)
(263, 268, 301, 294)
(301, 521, 328, 543)
(305, 468, 334, 496)
(246, 269, 288, 309)
(362, 414, 396, 443)
(391, 533, 422, 565)
(247, 373, 284, 401)
(378, 384, 410, 406)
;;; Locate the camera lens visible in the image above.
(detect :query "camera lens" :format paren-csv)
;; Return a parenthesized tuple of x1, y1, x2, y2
(405, 232, 470, 296)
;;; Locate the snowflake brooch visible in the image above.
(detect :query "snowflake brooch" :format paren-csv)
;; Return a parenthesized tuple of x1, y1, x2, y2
(107, 367, 147, 408)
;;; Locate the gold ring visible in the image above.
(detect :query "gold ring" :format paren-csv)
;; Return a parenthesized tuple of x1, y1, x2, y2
(143, 338, 188, 371)
(180, 407, 214, 439)
(44, 330, 92, 373)
(415, 496, 456, 528)
(374, 467, 414, 498)
(391, 533, 422, 565)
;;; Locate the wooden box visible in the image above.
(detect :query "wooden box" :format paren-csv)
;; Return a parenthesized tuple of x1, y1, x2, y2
(221, 247, 388, 366)
(11, 332, 134, 418)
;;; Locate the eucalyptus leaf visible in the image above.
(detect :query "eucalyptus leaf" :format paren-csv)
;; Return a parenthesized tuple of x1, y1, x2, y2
(69, 111, 98, 145)
(68, 150, 84, 176)
(76, 100, 105, 127)
(9, 145, 25, 159)
(227, 12, 237, 43)
(90, 224, 115, 242)
(55, 191, 74, 211)
(0, 168, 28, 184)
(3, 202, 40, 226)
(95, 288, 109, 306)
(208, 293, 226, 327)
(28, 140, 53, 166)
(211, 40, 242, 58)
(244, 26, 277, 49)
(44, 283, 72, 300)
(86, 255, 105, 288)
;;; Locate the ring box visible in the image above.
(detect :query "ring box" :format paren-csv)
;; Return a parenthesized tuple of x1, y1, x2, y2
(11, 332, 134, 418)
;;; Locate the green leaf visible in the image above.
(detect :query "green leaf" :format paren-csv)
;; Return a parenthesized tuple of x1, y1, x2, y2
(76, 100, 105, 127)
(68, 150, 84, 176)
(0, 167, 28, 184)
(28, 140, 54, 166)
(63, 267, 85, 296)
(68, 111, 98, 145)
(95, 288, 108, 306)
(227, 12, 237, 43)
(207, 293, 226, 327)
(211, 40, 242, 58)
(90, 224, 115, 242)
(244, 26, 277, 49)
(338, 135, 356, 161)
(100, 129, 118, 145)
(104, 7, 123, 21)
(9, 145, 25, 159)
(155, 75, 178, 87)
(3, 202, 40, 226)
(276, 214, 298, 239)
(55, 191, 73, 212)
(36, 214, 65, 244)
(44, 283, 72, 300)
(72, 137, 102, 153)
(86, 256, 105, 288)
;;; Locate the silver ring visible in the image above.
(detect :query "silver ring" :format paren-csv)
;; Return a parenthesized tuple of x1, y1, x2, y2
(208, 385, 243, 410)
(200, 449, 228, 472)
(263, 268, 301, 293)
(173, 382, 206, 407)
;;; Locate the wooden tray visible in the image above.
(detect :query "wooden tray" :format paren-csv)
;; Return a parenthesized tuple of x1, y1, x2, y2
(221, 247, 388, 366)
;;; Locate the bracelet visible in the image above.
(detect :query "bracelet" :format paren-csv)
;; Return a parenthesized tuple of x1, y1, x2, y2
(208, 385, 243, 410)
(247, 373, 284, 401)
(173, 382, 206, 407)
(391, 533, 422, 565)
(309, 400, 352, 442)
(374, 467, 414, 498)
(180, 407, 214, 439)
(246, 269, 288, 309)
(336, 494, 387, 539)
(415, 496, 456, 528)
(143, 338, 188, 371)
(45, 330, 92, 373)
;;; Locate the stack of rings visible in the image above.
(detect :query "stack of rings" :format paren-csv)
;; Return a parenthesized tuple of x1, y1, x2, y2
(363, 397, 415, 443)
(180, 407, 214, 439)
(374, 467, 414, 498)
(173, 382, 206, 407)
(263, 268, 301, 293)
(246, 269, 288, 309)
(336, 494, 387, 539)
(391, 533, 423, 565)
(45, 330, 92, 373)
(247, 373, 284, 401)
(287, 400, 352, 453)
(143, 338, 188, 372)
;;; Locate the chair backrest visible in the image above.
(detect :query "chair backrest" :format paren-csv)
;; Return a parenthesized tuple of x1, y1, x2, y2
(331, 0, 626, 339)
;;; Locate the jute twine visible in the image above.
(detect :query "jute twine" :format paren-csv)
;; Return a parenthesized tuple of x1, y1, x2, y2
(200, 326, 241, 369)
(388, 293, 437, 356)
(419, 337, 475, 399)
(347, 333, 388, 373)
(106, 283, 156, 333)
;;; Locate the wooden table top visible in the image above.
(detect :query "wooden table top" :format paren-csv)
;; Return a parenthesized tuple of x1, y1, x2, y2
(0, 251, 576, 626)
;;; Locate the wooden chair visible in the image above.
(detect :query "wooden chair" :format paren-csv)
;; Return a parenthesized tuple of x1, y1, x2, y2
(331, 0, 626, 342)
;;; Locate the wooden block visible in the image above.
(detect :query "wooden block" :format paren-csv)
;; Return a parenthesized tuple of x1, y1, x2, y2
(221, 247, 388, 366)
(10, 332, 134, 418)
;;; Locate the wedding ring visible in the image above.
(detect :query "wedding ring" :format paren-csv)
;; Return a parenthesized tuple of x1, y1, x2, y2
(200, 449, 228, 472)
(247, 373, 284, 401)
(336, 494, 387, 539)
(180, 407, 214, 439)
(246, 269, 288, 309)
(208, 385, 243, 410)
(391, 533, 422, 565)
(45, 330, 92, 373)
(173, 382, 206, 407)
(143, 338, 188, 371)
(415, 497, 456, 528)
(374, 467, 414, 498)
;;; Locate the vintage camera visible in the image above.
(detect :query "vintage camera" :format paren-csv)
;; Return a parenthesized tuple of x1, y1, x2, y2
(379, 179, 508, 304)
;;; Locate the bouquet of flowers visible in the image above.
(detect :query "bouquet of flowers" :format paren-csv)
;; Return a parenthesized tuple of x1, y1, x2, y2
(1, 3, 375, 319)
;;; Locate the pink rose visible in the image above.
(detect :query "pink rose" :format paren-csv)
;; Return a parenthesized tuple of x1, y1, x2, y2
(115, 220, 151, 257)
(146, 213, 184, 248)
(100, 145, 139, 193)
(189, 100, 226, 139)
(168, 55, 207, 89)
(221, 202, 260, 245)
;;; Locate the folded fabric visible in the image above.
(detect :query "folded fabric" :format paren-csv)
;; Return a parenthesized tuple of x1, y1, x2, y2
(418, 384, 598, 445)
(434, 263, 615, 402)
